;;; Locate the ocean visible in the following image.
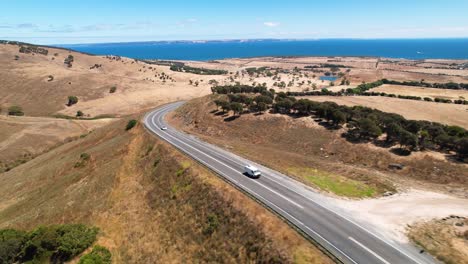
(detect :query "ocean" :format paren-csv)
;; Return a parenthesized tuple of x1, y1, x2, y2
(58, 39, 468, 61)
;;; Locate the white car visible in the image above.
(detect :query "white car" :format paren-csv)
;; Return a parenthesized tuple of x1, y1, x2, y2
(244, 165, 261, 178)
(160, 126, 168, 130)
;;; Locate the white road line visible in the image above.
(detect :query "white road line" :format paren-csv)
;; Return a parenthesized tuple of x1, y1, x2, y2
(349, 237, 391, 264)
(150, 113, 303, 209)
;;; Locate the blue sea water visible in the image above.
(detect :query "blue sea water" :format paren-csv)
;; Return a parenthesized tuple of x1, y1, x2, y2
(58, 39, 468, 61)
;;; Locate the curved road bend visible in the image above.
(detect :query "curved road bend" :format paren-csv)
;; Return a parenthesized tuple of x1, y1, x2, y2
(144, 102, 435, 264)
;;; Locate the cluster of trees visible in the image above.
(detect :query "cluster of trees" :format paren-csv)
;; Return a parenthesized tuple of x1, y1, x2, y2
(18, 45, 49, 55)
(0, 224, 98, 263)
(170, 64, 227, 75)
(211, 84, 269, 94)
(214, 90, 275, 116)
(382, 79, 468, 90)
(245, 67, 268, 75)
(211, 88, 468, 160)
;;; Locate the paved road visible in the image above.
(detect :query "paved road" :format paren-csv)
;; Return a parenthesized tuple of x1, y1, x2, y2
(144, 102, 435, 264)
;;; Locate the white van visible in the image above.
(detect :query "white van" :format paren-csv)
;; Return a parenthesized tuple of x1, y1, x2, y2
(244, 165, 261, 178)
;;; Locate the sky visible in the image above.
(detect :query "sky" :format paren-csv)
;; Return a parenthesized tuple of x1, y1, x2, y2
(1, 0, 468, 44)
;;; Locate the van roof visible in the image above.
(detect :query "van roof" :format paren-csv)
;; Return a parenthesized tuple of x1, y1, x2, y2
(245, 165, 259, 171)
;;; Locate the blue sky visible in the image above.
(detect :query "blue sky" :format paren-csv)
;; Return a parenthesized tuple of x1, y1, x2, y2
(1, 0, 468, 44)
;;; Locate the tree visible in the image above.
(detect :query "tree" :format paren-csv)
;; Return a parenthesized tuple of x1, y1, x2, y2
(456, 137, 468, 161)
(76, 110, 84, 117)
(257, 102, 268, 113)
(109, 86, 117, 93)
(67, 96, 78, 106)
(331, 110, 346, 126)
(221, 102, 231, 113)
(7, 106, 24, 116)
(254, 95, 273, 105)
(125, 120, 137, 131)
(229, 102, 243, 116)
(385, 122, 403, 143)
(399, 130, 418, 151)
(356, 118, 382, 139)
(0, 229, 26, 264)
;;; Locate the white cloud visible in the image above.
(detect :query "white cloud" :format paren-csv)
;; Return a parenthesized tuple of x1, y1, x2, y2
(263, 22, 280, 27)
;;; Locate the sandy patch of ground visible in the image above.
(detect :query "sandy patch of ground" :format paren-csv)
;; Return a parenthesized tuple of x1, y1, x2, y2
(304, 95, 468, 128)
(371, 84, 468, 100)
(335, 189, 468, 243)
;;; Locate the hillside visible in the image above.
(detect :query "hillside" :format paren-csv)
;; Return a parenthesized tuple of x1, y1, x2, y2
(0, 117, 330, 263)
(0, 42, 213, 117)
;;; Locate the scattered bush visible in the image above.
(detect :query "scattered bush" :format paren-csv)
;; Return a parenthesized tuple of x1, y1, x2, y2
(67, 96, 78, 106)
(19, 45, 48, 55)
(64, 55, 74, 67)
(8, 105, 24, 116)
(126, 119, 138, 131)
(78, 245, 111, 264)
(74, 153, 91, 168)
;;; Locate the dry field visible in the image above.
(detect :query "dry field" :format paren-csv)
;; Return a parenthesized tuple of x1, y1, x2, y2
(370, 84, 468, 100)
(303, 96, 468, 128)
(0, 43, 214, 117)
(0, 115, 112, 172)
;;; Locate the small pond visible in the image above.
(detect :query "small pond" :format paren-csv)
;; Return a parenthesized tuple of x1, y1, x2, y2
(319, 76, 338, 81)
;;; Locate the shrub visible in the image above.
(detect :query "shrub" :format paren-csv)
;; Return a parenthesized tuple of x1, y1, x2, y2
(10, 224, 99, 263)
(67, 96, 78, 106)
(76, 110, 84, 117)
(78, 245, 111, 264)
(203, 214, 219, 235)
(126, 119, 137, 131)
(80, 153, 91, 161)
(64, 55, 74, 67)
(74, 153, 91, 168)
(109, 86, 117, 93)
(0, 229, 27, 264)
(8, 105, 24, 116)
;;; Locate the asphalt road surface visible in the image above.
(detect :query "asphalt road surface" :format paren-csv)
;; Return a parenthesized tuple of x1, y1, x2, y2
(144, 102, 435, 264)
